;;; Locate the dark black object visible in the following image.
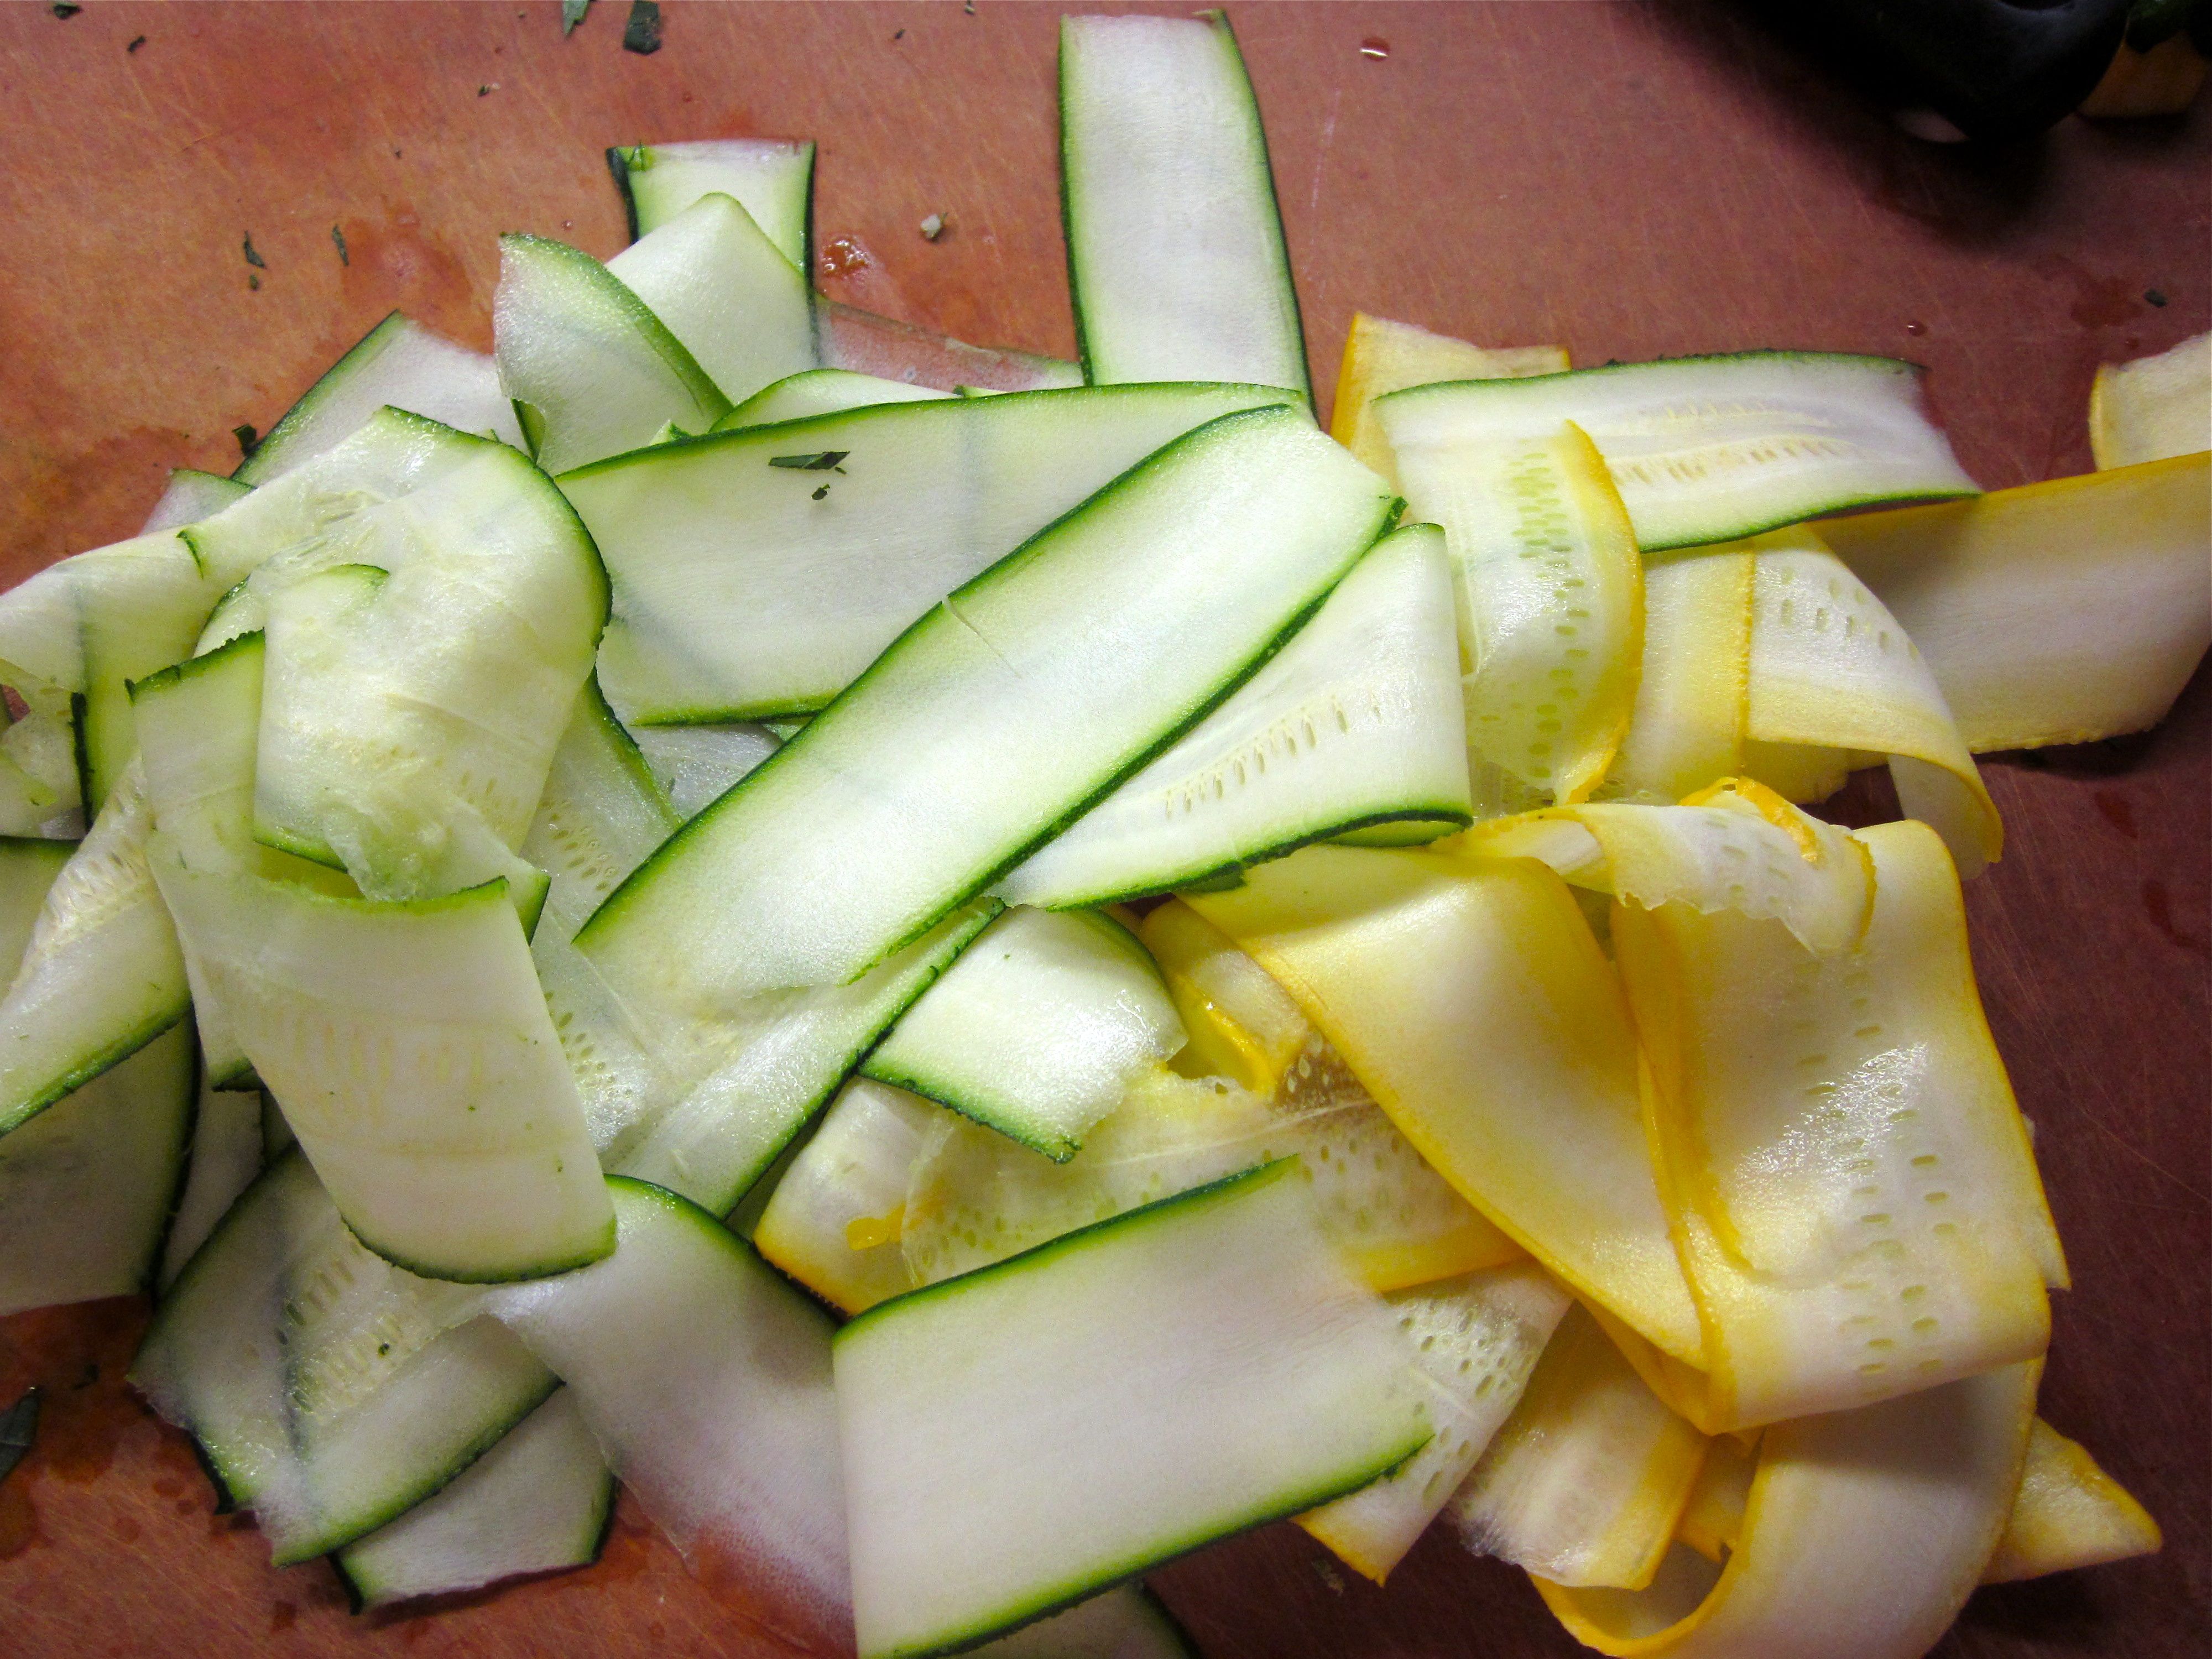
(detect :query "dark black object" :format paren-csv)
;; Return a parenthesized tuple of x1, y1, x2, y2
(1744, 0, 2132, 140)
(623, 0, 662, 56)
(0, 1389, 40, 1487)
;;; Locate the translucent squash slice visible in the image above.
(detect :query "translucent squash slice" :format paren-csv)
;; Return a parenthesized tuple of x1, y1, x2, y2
(1388, 421, 1643, 813)
(900, 1055, 1520, 1301)
(1138, 898, 1311, 1097)
(1533, 1361, 2038, 1659)
(2088, 330, 2210, 469)
(1452, 1303, 1708, 1591)
(1301, 1263, 1571, 1583)
(1614, 820, 2063, 1431)
(1822, 452, 2211, 752)
(1329, 311, 1568, 478)
(1983, 1418, 2162, 1583)
(1187, 845, 1703, 1367)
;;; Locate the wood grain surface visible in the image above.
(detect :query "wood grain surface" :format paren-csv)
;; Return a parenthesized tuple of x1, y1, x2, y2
(0, 4, 2204, 1656)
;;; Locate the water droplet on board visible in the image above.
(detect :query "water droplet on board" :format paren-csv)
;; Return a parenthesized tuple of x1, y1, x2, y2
(1903, 320, 1927, 337)
(1359, 37, 1389, 60)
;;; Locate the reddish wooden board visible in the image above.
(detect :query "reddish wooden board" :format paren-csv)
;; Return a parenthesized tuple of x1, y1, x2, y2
(0, 4, 2204, 1656)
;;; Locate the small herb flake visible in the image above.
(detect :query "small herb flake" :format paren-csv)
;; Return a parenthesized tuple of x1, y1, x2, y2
(893, 28, 905, 39)
(331, 225, 348, 265)
(964, 1, 975, 14)
(242, 233, 267, 270)
(919, 213, 946, 242)
(562, 0, 592, 35)
(2146, 288, 2169, 307)
(247, 273, 261, 291)
(233, 424, 260, 460)
(127, 35, 147, 53)
(0, 1390, 38, 1486)
(51, 3, 82, 18)
(478, 84, 491, 97)
(770, 451, 850, 472)
(812, 484, 831, 501)
(623, 0, 662, 54)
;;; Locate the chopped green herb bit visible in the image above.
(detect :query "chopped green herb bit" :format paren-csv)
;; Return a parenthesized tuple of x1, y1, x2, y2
(233, 424, 260, 459)
(623, 0, 662, 54)
(770, 451, 852, 472)
(242, 233, 267, 269)
(0, 1389, 38, 1486)
(478, 84, 492, 96)
(2145, 289, 2169, 307)
(812, 484, 832, 500)
(51, 3, 82, 18)
(127, 35, 147, 53)
(562, 0, 592, 35)
(247, 273, 261, 291)
(331, 225, 349, 265)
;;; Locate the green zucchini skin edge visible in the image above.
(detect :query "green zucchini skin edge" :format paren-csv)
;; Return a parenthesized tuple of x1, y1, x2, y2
(575, 406, 1399, 978)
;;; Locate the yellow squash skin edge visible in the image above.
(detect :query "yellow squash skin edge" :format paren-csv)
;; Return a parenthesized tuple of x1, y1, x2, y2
(1741, 531, 2001, 876)
(1329, 312, 1569, 480)
(1677, 1415, 2162, 1585)
(1387, 419, 1645, 815)
(1536, 1359, 2041, 1659)
(2086, 330, 2210, 470)
(1452, 1303, 1708, 1591)
(1820, 452, 2211, 753)
(1184, 844, 1705, 1368)
(1615, 819, 2064, 1432)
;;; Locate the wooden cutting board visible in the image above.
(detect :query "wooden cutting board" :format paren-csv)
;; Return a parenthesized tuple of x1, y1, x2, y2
(0, 4, 2203, 1655)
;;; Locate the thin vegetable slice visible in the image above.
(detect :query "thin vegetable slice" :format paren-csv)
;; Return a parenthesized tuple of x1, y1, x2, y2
(1459, 781, 1877, 957)
(1138, 899, 1311, 1097)
(1674, 1412, 2161, 1586)
(158, 1077, 264, 1291)
(754, 1077, 944, 1315)
(716, 367, 953, 430)
(149, 851, 613, 1282)
(577, 405, 1395, 1005)
(484, 1177, 853, 1653)
(1452, 1304, 1708, 1590)
(1388, 421, 1642, 812)
(565, 383, 1295, 723)
(604, 192, 817, 408)
(139, 468, 250, 535)
(1744, 530, 2000, 874)
(1982, 1418, 2162, 1583)
(1600, 546, 1754, 804)
(1330, 311, 1569, 477)
(1822, 452, 2211, 751)
(1615, 820, 2063, 1430)
(234, 311, 524, 485)
(1533, 1361, 2038, 1659)
(0, 1024, 194, 1318)
(493, 232, 729, 474)
(132, 1151, 559, 1564)
(332, 1387, 614, 1610)
(1060, 12, 1308, 396)
(608, 137, 816, 268)
(207, 413, 607, 899)
(0, 769, 190, 1135)
(1187, 844, 1704, 1366)
(834, 1160, 1430, 1659)
(604, 900, 997, 1217)
(2088, 329, 2209, 468)
(629, 721, 779, 820)
(1301, 1264, 1571, 1583)
(904, 1046, 1520, 1301)
(863, 906, 1185, 1160)
(816, 299, 1085, 393)
(1378, 352, 1979, 551)
(1001, 523, 1470, 905)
